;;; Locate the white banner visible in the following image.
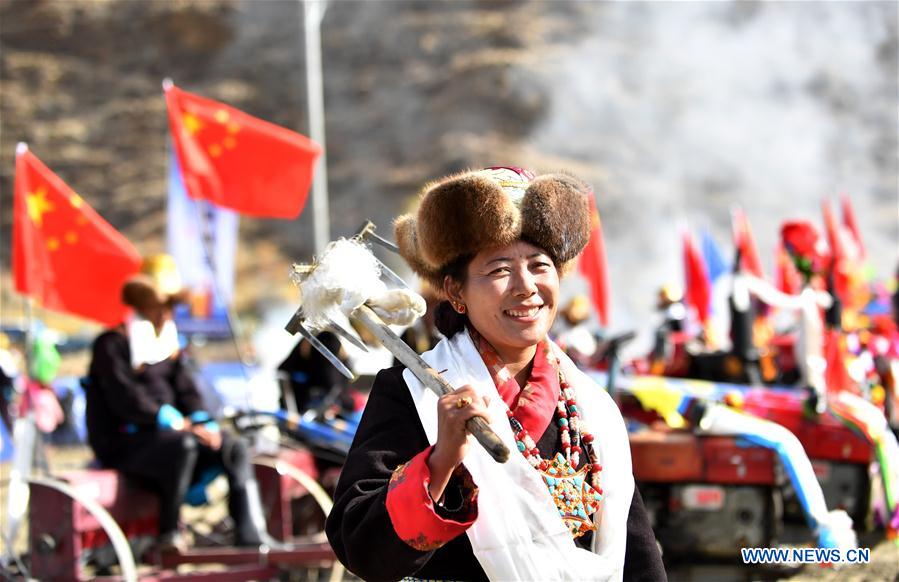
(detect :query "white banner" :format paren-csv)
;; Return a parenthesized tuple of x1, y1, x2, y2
(166, 147, 238, 332)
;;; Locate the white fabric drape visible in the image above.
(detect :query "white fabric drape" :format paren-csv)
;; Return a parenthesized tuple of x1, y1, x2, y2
(699, 404, 856, 552)
(127, 317, 180, 368)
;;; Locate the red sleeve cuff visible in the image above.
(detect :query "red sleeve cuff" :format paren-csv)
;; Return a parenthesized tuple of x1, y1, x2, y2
(385, 446, 478, 551)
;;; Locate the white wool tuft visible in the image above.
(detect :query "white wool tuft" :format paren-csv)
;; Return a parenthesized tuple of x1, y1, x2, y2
(368, 289, 427, 326)
(294, 238, 387, 331)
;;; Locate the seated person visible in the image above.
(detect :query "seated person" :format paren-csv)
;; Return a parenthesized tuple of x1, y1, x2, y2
(85, 255, 277, 550)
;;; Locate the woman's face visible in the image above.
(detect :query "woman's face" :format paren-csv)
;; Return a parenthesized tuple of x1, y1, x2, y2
(452, 240, 560, 358)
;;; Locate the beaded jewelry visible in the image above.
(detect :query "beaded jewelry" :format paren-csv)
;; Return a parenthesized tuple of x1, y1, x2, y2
(507, 370, 603, 538)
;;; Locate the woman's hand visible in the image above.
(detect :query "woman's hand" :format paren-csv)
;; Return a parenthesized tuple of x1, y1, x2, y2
(427, 385, 490, 502)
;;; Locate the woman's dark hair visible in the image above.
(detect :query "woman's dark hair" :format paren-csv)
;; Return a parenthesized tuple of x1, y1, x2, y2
(434, 254, 474, 338)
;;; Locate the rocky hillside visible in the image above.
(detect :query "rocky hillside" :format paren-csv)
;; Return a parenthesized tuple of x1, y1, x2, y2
(1, 0, 896, 339)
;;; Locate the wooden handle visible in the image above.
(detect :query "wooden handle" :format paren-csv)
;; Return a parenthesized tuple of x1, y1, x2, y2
(465, 416, 510, 463)
(353, 305, 510, 463)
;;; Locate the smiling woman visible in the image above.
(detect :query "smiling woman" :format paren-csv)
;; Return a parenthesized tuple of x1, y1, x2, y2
(325, 168, 666, 581)
(445, 241, 560, 387)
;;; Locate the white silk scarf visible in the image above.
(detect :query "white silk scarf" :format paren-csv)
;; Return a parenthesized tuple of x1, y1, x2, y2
(127, 317, 180, 369)
(402, 330, 634, 581)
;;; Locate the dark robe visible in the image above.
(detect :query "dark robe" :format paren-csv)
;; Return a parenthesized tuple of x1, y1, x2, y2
(326, 365, 667, 581)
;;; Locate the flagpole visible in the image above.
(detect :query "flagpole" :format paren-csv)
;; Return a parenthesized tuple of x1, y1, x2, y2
(304, 0, 330, 254)
(15, 147, 46, 396)
(22, 298, 33, 381)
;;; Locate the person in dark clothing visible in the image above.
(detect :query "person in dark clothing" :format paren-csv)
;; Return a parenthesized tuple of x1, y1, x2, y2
(326, 168, 666, 580)
(277, 331, 349, 413)
(85, 255, 276, 550)
(330, 365, 664, 581)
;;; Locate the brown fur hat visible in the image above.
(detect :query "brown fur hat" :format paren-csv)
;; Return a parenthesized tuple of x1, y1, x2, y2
(395, 167, 593, 288)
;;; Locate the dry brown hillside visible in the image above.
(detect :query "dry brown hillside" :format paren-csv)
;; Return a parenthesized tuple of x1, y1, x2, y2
(0, 0, 595, 325)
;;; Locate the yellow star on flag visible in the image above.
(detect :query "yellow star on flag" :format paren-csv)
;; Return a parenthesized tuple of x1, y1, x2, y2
(183, 112, 204, 136)
(27, 186, 54, 227)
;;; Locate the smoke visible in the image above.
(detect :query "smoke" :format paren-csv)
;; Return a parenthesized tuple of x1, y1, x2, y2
(532, 1, 898, 349)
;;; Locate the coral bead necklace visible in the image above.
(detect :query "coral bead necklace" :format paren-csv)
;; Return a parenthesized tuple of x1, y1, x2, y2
(506, 370, 604, 538)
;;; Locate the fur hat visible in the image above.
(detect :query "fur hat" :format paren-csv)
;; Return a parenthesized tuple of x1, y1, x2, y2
(395, 167, 593, 288)
(122, 254, 189, 310)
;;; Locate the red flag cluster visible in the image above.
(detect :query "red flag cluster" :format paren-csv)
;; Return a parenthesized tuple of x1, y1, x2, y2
(821, 199, 868, 310)
(15, 83, 322, 324)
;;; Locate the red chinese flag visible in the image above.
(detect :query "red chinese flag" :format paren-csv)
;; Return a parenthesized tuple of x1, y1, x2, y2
(732, 208, 765, 280)
(578, 193, 610, 326)
(840, 193, 866, 260)
(13, 145, 142, 325)
(822, 200, 844, 263)
(682, 230, 711, 324)
(824, 329, 858, 397)
(774, 242, 802, 296)
(822, 200, 850, 303)
(164, 82, 322, 218)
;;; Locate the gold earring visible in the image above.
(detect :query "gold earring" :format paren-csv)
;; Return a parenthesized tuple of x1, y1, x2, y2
(457, 303, 467, 314)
